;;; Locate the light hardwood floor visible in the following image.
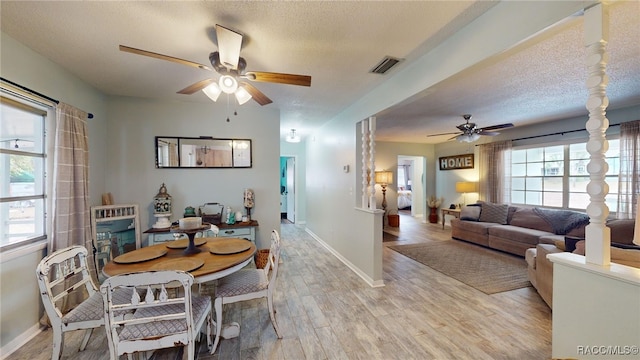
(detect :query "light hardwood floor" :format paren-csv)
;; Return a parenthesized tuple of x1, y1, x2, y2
(7, 212, 552, 359)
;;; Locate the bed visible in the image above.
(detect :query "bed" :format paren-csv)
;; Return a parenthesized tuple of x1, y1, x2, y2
(397, 189, 412, 209)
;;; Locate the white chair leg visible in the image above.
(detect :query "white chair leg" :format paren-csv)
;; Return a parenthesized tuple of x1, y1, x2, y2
(79, 328, 93, 351)
(51, 328, 63, 360)
(211, 297, 223, 354)
(267, 294, 282, 338)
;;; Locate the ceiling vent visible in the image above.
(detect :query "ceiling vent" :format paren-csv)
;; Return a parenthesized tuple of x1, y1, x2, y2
(369, 56, 403, 74)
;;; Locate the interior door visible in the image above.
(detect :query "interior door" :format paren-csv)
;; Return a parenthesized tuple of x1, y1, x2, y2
(286, 157, 295, 223)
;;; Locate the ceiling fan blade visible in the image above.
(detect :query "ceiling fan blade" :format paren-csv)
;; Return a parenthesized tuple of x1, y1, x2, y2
(479, 131, 500, 136)
(426, 131, 460, 137)
(448, 134, 462, 141)
(119, 45, 211, 71)
(216, 24, 243, 70)
(480, 123, 514, 131)
(241, 82, 273, 106)
(177, 79, 216, 95)
(244, 72, 312, 87)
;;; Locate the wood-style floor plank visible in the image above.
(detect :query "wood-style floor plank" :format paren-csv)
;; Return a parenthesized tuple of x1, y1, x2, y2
(6, 212, 551, 359)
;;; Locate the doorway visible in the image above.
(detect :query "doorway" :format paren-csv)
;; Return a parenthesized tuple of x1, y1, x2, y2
(280, 156, 296, 223)
(397, 155, 426, 224)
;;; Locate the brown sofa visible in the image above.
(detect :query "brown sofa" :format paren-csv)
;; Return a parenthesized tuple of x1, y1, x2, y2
(450, 203, 587, 257)
(526, 219, 639, 308)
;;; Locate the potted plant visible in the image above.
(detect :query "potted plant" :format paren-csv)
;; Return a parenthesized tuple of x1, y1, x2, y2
(427, 196, 443, 223)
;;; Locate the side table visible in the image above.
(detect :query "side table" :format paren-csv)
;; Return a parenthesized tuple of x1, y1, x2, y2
(441, 208, 461, 229)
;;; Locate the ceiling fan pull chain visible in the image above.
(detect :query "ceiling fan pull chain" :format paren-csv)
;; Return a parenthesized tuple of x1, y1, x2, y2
(226, 94, 231, 122)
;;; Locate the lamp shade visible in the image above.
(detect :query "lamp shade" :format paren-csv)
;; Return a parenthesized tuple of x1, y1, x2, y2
(455, 181, 478, 193)
(375, 171, 393, 185)
(234, 85, 252, 105)
(202, 83, 222, 102)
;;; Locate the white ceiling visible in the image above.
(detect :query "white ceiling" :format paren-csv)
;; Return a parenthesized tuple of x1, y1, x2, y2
(1, 1, 639, 144)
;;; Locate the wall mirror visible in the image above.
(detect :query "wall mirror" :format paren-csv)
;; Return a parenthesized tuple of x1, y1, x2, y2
(90, 204, 141, 282)
(156, 136, 252, 168)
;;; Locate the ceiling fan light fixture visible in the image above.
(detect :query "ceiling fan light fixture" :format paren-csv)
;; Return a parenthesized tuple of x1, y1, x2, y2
(202, 83, 222, 102)
(286, 129, 301, 143)
(235, 85, 252, 105)
(219, 75, 238, 94)
(457, 133, 481, 143)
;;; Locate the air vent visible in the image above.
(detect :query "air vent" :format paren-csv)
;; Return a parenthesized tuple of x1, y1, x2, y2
(369, 56, 403, 74)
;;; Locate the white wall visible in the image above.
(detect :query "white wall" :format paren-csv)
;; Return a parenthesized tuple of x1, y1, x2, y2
(106, 96, 281, 250)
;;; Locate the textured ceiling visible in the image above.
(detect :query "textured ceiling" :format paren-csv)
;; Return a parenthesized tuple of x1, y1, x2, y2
(1, 1, 639, 144)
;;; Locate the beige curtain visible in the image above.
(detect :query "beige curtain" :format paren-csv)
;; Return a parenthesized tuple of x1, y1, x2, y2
(616, 120, 640, 219)
(478, 140, 512, 203)
(40, 103, 91, 325)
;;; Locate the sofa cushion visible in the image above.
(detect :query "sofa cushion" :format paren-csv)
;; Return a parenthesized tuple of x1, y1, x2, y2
(488, 225, 553, 245)
(478, 202, 509, 224)
(452, 218, 499, 235)
(607, 219, 635, 245)
(509, 208, 553, 233)
(460, 206, 481, 221)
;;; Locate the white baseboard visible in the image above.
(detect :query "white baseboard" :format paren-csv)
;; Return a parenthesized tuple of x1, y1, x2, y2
(305, 228, 384, 288)
(0, 324, 43, 360)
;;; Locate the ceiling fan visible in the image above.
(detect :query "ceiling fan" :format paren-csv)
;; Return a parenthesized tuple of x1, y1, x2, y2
(426, 114, 514, 143)
(119, 24, 311, 106)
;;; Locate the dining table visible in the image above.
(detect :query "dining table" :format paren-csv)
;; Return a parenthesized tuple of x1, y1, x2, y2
(103, 237, 256, 283)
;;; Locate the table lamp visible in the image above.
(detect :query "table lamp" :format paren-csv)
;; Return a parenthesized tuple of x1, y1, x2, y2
(455, 181, 478, 207)
(375, 171, 393, 211)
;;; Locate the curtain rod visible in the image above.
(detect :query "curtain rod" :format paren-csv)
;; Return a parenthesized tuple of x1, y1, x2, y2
(1, 77, 94, 119)
(510, 123, 621, 142)
(475, 123, 622, 144)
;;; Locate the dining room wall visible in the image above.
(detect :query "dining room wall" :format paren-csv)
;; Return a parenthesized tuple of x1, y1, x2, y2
(105, 96, 281, 250)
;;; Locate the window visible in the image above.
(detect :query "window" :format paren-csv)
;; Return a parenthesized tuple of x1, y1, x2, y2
(0, 95, 49, 250)
(510, 139, 620, 211)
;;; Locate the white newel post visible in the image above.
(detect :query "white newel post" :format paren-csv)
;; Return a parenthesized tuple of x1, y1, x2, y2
(584, 3, 611, 266)
(361, 116, 377, 210)
(368, 117, 376, 210)
(361, 120, 369, 208)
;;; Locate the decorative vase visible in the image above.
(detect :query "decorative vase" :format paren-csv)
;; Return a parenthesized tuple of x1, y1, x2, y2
(429, 207, 438, 223)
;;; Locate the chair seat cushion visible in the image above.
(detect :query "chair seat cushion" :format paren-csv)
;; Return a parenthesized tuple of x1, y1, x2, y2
(216, 269, 268, 297)
(62, 291, 104, 324)
(63, 287, 146, 325)
(119, 294, 211, 341)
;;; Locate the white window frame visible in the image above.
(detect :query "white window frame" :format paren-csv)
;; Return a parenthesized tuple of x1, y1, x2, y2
(510, 137, 620, 212)
(1, 84, 55, 253)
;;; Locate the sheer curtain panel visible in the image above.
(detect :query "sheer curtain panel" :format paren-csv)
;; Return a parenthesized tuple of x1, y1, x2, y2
(478, 141, 512, 204)
(616, 120, 640, 219)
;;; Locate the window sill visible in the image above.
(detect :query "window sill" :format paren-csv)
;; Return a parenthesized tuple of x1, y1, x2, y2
(0, 240, 47, 263)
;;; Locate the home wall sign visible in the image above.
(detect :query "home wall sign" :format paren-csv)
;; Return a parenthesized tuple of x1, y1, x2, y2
(439, 154, 474, 170)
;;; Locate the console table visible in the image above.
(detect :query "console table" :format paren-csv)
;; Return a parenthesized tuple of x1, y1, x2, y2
(441, 208, 461, 229)
(145, 220, 259, 246)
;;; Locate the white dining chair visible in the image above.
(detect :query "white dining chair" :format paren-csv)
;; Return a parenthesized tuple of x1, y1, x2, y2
(211, 229, 282, 353)
(36, 246, 105, 360)
(100, 270, 213, 360)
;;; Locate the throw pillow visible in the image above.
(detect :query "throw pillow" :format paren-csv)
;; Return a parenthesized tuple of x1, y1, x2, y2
(460, 206, 481, 221)
(478, 202, 509, 224)
(564, 236, 584, 253)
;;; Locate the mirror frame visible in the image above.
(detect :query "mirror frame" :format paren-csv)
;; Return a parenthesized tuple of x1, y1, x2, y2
(90, 204, 141, 282)
(155, 136, 252, 168)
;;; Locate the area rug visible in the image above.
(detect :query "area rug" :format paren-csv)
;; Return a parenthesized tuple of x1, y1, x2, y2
(388, 240, 530, 294)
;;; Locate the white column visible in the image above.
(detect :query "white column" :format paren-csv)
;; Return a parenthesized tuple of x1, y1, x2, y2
(584, 3, 611, 266)
(368, 117, 377, 210)
(361, 120, 369, 208)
